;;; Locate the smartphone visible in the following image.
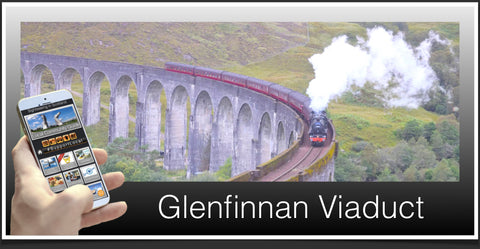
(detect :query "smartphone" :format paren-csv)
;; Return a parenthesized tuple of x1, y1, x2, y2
(17, 89, 110, 209)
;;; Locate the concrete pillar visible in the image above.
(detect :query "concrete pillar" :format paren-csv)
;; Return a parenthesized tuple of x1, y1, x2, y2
(164, 86, 188, 171)
(209, 121, 220, 172)
(135, 101, 146, 150)
(164, 107, 171, 168)
(108, 94, 115, 143)
(210, 97, 234, 173)
(134, 73, 146, 151)
(56, 68, 75, 91)
(164, 108, 187, 170)
(233, 104, 254, 176)
(142, 98, 161, 152)
(23, 60, 35, 97)
(288, 130, 295, 147)
(189, 92, 213, 176)
(25, 65, 45, 97)
(276, 122, 287, 155)
(23, 73, 35, 97)
(82, 70, 104, 126)
(187, 113, 194, 178)
(141, 81, 163, 152)
(109, 76, 132, 142)
(257, 113, 272, 166)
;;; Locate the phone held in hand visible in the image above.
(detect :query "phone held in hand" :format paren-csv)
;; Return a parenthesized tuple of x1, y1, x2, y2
(17, 89, 110, 209)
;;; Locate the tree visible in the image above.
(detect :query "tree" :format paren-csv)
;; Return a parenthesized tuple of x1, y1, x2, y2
(415, 136, 429, 147)
(335, 153, 367, 182)
(216, 157, 232, 181)
(401, 119, 424, 141)
(423, 169, 434, 181)
(103, 137, 170, 182)
(403, 165, 419, 181)
(423, 89, 449, 115)
(432, 159, 456, 181)
(391, 141, 414, 172)
(430, 131, 445, 160)
(437, 120, 459, 146)
(423, 122, 437, 142)
(351, 141, 370, 152)
(454, 145, 460, 161)
(410, 143, 437, 170)
(191, 173, 219, 182)
(377, 167, 399, 182)
(106, 137, 140, 159)
(360, 143, 381, 178)
(449, 159, 460, 180)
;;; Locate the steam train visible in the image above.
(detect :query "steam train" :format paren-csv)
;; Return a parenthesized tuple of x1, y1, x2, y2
(309, 111, 328, 146)
(165, 62, 328, 146)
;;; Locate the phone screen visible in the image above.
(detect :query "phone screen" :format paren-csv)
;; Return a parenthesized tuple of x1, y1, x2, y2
(19, 97, 108, 201)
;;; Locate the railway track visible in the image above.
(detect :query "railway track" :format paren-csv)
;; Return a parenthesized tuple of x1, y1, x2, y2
(257, 144, 325, 182)
(276, 146, 315, 180)
(256, 119, 330, 182)
(272, 146, 324, 182)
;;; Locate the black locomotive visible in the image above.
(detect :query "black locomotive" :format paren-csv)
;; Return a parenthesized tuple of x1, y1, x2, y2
(309, 111, 328, 146)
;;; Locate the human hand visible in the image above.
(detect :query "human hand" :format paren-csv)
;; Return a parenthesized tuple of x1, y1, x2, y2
(10, 136, 127, 235)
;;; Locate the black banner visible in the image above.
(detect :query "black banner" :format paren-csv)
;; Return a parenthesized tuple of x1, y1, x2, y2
(78, 182, 474, 236)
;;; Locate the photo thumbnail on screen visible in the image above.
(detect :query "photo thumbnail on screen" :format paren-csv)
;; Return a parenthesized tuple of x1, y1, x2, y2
(24, 105, 81, 140)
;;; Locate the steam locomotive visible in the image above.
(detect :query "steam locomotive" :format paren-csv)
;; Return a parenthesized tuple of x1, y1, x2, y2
(165, 62, 328, 146)
(309, 111, 328, 146)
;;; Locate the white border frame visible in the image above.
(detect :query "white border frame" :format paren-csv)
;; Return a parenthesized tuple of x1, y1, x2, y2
(2, 2, 478, 240)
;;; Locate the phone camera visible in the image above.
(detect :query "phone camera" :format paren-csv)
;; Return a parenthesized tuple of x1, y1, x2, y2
(44, 98, 47, 100)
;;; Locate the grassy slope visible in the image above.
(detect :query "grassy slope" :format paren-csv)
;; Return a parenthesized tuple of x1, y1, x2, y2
(21, 22, 457, 153)
(21, 22, 309, 68)
(222, 23, 368, 94)
(328, 102, 439, 151)
(222, 22, 447, 152)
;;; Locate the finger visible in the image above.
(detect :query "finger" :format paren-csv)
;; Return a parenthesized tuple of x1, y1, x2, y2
(81, 201, 127, 228)
(58, 184, 94, 214)
(102, 172, 125, 191)
(12, 136, 44, 180)
(92, 148, 108, 165)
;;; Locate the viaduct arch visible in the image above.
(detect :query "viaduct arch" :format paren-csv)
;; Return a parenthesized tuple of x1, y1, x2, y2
(20, 52, 306, 178)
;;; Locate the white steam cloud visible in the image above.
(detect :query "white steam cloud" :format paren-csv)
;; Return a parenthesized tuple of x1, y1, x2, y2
(306, 27, 450, 112)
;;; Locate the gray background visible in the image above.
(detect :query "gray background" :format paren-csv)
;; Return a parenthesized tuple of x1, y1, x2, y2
(2, 2, 477, 247)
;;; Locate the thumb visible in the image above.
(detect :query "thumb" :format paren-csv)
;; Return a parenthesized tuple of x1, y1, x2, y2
(57, 184, 94, 214)
(12, 136, 44, 179)
(12, 136, 50, 193)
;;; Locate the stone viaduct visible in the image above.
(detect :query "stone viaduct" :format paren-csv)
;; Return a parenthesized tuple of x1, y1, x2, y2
(20, 52, 304, 178)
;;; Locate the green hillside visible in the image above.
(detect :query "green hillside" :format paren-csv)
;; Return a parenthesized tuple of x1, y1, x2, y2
(22, 22, 309, 68)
